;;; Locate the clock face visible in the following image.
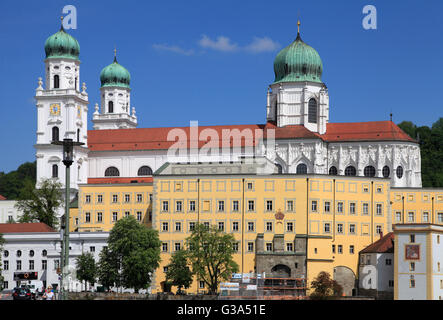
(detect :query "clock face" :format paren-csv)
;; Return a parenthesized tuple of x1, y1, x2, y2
(50, 103, 61, 116)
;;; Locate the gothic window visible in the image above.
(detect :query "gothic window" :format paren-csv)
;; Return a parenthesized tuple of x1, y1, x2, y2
(54, 75, 59, 89)
(105, 166, 119, 177)
(364, 166, 376, 177)
(137, 166, 153, 176)
(296, 163, 307, 174)
(329, 166, 338, 175)
(345, 166, 356, 176)
(52, 164, 58, 178)
(108, 101, 114, 113)
(52, 126, 59, 142)
(275, 163, 283, 174)
(396, 166, 404, 179)
(308, 98, 317, 124)
(382, 166, 390, 178)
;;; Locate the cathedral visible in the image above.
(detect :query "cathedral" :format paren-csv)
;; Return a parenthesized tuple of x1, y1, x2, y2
(35, 21, 422, 198)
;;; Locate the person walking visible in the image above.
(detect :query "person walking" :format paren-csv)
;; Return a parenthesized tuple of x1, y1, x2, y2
(43, 286, 55, 300)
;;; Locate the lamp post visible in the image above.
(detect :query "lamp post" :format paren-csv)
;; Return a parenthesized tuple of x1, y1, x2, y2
(52, 138, 84, 300)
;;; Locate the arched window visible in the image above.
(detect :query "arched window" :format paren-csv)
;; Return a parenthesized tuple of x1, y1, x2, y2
(52, 164, 58, 178)
(329, 166, 338, 175)
(382, 166, 390, 178)
(42, 250, 47, 257)
(52, 127, 59, 142)
(308, 98, 317, 124)
(137, 166, 153, 176)
(275, 163, 283, 174)
(77, 129, 80, 142)
(54, 75, 59, 89)
(105, 166, 119, 177)
(396, 166, 404, 179)
(364, 166, 376, 177)
(296, 163, 307, 174)
(345, 166, 356, 176)
(108, 101, 114, 113)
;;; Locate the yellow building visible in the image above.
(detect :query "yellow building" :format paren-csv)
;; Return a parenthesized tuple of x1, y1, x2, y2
(151, 161, 392, 295)
(70, 180, 153, 232)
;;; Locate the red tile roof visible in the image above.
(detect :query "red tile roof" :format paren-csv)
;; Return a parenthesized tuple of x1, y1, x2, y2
(321, 121, 415, 142)
(87, 177, 153, 184)
(360, 232, 394, 254)
(87, 121, 415, 152)
(0, 194, 6, 200)
(0, 223, 56, 233)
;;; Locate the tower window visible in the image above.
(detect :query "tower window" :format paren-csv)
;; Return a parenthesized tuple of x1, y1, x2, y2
(52, 126, 59, 142)
(52, 164, 58, 178)
(364, 166, 376, 177)
(296, 163, 307, 174)
(382, 166, 390, 178)
(54, 75, 59, 89)
(105, 166, 119, 177)
(308, 98, 317, 124)
(396, 166, 404, 179)
(77, 129, 80, 142)
(345, 166, 356, 176)
(108, 101, 114, 113)
(137, 166, 153, 176)
(329, 166, 338, 175)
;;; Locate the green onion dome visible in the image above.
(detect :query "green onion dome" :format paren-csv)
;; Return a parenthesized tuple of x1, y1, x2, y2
(44, 25, 80, 60)
(99, 56, 131, 89)
(273, 31, 323, 84)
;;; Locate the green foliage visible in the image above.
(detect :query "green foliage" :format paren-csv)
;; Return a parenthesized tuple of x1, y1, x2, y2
(0, 161, 36, 200)
(310, 271, 343, 300)
(398, 118, 443, 187)
(15, 178, 63, 229)
(76, 252, 97, 290)
(106, 216, 161, 293)
(165, 249, 193, 294)
(186, 223, 239, 295)
(97, 246, 121, 291)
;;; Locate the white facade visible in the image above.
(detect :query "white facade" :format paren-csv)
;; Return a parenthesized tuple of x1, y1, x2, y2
(1, 231, 108, 292)
(0, 200, 22, 224)
(394, 224, 443, 300)
(359, 252, 394, 294)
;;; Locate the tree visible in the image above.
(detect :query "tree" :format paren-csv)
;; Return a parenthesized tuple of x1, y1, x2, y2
(0, 161, 36, 200)
(76, 252, 97, 291)
(165, 249, 193, 294)
(106, 216, 161, 293)
(186, 223, 239, 295)
(97, 246, 121, 292)
(15, 178, 63, 228)
(310, 271, 343, 300)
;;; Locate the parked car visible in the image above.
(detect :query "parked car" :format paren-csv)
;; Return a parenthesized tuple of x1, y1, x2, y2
(12, 287, 33, 300)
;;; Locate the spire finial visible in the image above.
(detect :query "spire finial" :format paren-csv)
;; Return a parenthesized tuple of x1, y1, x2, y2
(297, 20, 301, 34)
(114, 47, 117, 63)
(60, 15, 65, 31)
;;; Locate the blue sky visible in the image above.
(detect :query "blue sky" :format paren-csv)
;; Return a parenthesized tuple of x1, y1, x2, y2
(0, 0, 442, 173)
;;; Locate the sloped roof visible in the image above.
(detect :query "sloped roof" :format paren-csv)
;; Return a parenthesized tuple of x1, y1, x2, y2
(321, 121, 415, 142)
(0, 223, 56, 234)
(360, 232, 394, 254)
(87, 121, 416, 152)
(0, 194, 6, 200)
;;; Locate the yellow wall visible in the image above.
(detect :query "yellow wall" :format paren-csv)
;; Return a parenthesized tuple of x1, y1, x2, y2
(152, 175, 391, 294)
(390, 189, 443, 225)
(70, 183, 153, 232)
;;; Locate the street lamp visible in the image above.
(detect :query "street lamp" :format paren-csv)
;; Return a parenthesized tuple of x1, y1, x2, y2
(51, 138, 84, 300)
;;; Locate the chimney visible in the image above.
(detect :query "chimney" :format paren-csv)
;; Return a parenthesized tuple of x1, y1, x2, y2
(379, 231, 383, 239)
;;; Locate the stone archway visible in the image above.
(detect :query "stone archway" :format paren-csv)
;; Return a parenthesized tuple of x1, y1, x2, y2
(333, 266, 356, 296)
(271, 264, 291, 278)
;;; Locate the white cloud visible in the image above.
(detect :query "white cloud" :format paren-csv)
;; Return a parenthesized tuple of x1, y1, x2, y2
(198, 35, 238, 52)
(152, 43, 195, 56)
(244, 37, 280, 53)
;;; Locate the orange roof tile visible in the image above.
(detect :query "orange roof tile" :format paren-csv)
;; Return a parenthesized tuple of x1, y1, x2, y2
(360, 232, 394, 254)
(0, 223, 56, 233)
(321, 121, 415, 142)
(0, 194, 6, 200)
